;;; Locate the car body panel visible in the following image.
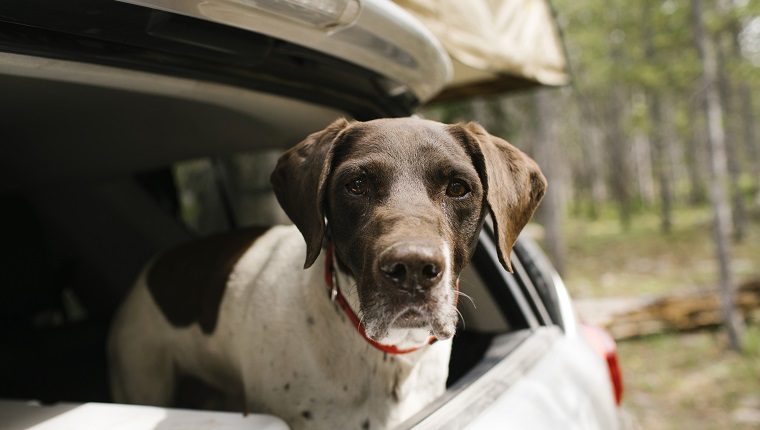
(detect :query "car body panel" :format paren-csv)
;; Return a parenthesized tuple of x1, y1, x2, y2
(466, 334, 619, 430)
(0, 0, 438, 122)
(118, 0, 452, 103)
(0, 400, 288, 430)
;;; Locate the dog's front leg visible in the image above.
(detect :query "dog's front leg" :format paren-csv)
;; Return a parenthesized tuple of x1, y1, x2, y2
(108, 280, 177, 406)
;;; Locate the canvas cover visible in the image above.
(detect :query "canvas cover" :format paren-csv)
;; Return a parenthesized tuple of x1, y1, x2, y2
(393, 0, 569, 101)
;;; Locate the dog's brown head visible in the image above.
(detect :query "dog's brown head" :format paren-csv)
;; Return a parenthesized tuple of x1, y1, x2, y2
(271, 118, 545, 342)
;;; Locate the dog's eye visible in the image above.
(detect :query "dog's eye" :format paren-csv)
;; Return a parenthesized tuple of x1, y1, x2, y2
(446, 180, 470, 198)
(346, 177, 368, 195)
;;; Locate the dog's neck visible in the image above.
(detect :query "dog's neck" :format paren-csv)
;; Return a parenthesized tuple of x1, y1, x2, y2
(325, 242, 436, 354)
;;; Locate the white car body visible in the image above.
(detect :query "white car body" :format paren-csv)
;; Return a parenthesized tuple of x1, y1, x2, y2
(0, 1, 623, 429)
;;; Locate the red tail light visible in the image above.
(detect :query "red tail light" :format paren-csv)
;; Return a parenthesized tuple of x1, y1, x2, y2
(582, 324, 624, 406)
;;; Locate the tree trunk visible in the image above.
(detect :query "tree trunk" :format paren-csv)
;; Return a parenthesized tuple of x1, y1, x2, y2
(726, 1, 760, 214)
(715, 28, 747, 241)
(663, 108, 687, 204)
(642, 1, 673, 233)
(741, 89, 760, 213)
(647, 91, 674, 233)
(573, 98, 608, 220)
(533, 89, 565, 275)
(607, 87, 632, 230)
(606, 13, 633, 230)
(691, 0, 744, 351)
(632, 132, 655, 206)
(589, 125, 608, 215)
(685, 98, 709, 205)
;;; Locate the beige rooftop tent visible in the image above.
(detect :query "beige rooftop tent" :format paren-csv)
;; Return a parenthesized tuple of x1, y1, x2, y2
(394, 0, 569, 102)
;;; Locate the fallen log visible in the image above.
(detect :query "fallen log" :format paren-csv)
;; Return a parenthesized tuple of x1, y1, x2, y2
(573, 279, 760, 340)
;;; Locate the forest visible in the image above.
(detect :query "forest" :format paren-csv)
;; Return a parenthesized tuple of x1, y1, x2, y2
(424, 0, 760, 351)
(426, 0, 760, 235)
(423, 1, 760, 425)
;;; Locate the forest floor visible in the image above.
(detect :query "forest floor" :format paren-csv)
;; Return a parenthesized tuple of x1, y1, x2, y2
(557, 204, 760, 429)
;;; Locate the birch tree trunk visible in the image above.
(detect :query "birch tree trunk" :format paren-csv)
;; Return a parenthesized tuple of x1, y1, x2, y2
(691, 0, 744, 351)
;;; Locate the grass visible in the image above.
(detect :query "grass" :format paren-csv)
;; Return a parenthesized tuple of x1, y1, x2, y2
(618, 326, 760, 430)
(560, 205, 760, 298)
(554, 203, 760, 429)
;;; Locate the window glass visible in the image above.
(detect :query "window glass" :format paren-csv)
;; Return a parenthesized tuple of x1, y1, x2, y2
(172, 150, 291, 236)
(512, 238, 563, 328)
(458, 263, 510, 332)
(218, 150, 290, 227)
(173, 158, 230, 235)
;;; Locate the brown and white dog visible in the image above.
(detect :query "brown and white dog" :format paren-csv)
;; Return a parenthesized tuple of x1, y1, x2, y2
(108, 117, 546, 430)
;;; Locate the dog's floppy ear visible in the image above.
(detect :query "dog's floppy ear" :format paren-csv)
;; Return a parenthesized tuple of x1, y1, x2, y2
(449, 122, 547, 272)
(271, 118, 352, 268)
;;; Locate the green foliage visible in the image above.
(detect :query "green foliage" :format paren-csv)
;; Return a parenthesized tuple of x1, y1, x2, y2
(555, 0, 708, 93)
(424, 0, 760, 232)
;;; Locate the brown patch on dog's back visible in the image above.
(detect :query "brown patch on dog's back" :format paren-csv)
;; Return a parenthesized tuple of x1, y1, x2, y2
(147, 227, 270, 333)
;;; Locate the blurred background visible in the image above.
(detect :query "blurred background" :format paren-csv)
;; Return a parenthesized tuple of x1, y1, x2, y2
(421, 0, 760, 428)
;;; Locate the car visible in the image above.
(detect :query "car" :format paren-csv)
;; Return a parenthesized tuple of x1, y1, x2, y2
(0, 0, 623, 428)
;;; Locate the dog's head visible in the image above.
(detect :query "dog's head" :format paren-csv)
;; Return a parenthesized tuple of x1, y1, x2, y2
(271, 118, 545, 342)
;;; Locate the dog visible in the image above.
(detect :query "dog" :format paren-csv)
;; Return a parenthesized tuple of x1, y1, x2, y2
(108, 117, 546, 429)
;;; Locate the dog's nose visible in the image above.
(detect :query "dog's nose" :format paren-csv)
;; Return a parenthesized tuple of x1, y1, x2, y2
(379, 243, 444, 292)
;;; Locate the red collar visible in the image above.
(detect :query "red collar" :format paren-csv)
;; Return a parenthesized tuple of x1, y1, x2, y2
(324, 242, 436, 355)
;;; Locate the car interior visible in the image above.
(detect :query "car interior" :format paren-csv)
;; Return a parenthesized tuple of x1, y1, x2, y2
(0, 49, 555, 413)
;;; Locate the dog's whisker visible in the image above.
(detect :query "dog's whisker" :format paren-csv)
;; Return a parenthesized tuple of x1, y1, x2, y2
(454, 290, 476, 309)
(357, 309, 368, 330)
(450, 303, 466, 330)
(348, 283, 359, 298)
